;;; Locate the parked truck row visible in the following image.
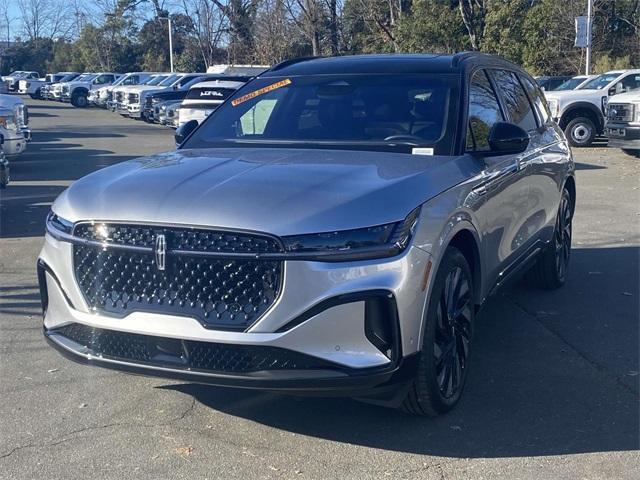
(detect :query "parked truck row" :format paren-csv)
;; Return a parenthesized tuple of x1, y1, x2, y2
(20, 66, 266, 132)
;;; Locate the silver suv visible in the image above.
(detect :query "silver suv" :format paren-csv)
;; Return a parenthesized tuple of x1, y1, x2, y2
(39, 54, 575, 416)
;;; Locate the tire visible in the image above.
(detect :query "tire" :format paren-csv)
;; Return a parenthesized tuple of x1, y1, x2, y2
(71, 92, 88, 108)
(564, 117, 596, 147)
(400, 247, 474, 416)
(526, 189, 573, 289)
(622, 149, 640, 158)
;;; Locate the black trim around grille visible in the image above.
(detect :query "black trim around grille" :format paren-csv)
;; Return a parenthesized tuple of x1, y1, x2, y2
(71, 223, 284, 330)
(52, 323, 336, 374)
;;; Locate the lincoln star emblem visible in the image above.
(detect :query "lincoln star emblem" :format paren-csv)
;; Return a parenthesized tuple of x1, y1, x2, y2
(155, 234, 166, 271)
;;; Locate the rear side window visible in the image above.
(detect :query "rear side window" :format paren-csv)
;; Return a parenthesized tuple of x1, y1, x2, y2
(520, 75, 550, 124)
(467, 70, 504, 152)
(491, 70, 537, 132)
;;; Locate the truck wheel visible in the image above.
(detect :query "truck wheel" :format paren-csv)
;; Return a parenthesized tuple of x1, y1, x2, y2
(400, 246, 474, 416)
(565, 117, 596, 147)
(622, 149, 640, 158)
(71, 93, 88, 108)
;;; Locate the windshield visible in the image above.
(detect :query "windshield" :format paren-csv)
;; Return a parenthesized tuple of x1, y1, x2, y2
(184, 74, 458, 155)
(75, 74, 97, 82)
(7, 71, 22, 76)
(578, 73, 621, 90)
(60, 73, 79, 82)
(111, 75, 129, 86)
(159, 75, 180, 86)
(554, 77, 587, 91)
(145, 75, 167, 86)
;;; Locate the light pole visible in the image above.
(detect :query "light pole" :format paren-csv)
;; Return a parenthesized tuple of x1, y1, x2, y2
(158, 16, 174, 73)
(585, 0, 593, 75)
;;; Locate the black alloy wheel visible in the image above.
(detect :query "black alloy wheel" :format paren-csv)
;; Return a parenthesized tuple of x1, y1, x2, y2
(401, 246, 474, 416)
(554, 191, 572, 283)
(434, 266, 472, 399)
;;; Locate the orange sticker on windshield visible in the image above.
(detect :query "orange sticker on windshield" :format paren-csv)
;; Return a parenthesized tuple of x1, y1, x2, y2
(231, 78, 291, 106)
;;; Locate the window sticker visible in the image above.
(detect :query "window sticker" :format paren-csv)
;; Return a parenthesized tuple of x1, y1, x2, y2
(412, 147, 434, 156)
(231, 79, 292, 107)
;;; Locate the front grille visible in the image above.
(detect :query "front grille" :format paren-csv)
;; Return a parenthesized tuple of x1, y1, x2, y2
(608, 103, 634, 122)
(128, 93, 139, 103)
(53, 323, 334, 373)
(72, 223, 283, 330)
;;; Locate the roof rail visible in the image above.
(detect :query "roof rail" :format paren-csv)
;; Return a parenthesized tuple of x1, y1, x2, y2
(452, 51, 490, 67)
(269, 56, 323, 72)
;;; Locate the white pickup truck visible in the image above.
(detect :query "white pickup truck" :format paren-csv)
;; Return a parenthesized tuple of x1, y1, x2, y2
(545, 69, 640, 147)
(19, 72, 79, 99)
(2, 71, 39, 92)
(90, 72, 153, 108)
(606, 89, 640, 157)
(0, 94, 31, 156)
(60, 73, 120, 107)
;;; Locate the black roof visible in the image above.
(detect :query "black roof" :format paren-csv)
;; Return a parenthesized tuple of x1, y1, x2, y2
(263, 53, 522, 77)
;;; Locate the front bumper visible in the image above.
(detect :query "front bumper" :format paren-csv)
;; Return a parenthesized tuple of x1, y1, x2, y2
(39, 229, 431, 396)
(606, 122, 640, 150)
(3, 131, 27, 155)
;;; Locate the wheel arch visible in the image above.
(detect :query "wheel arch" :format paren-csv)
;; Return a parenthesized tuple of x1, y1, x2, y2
(563, 175, 577, 212)
(71, 86, 88, 97)
(559, 103, 604, 132)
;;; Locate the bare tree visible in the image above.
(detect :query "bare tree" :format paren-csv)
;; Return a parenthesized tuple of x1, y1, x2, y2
(458, 0, 487, 50)
(180, 0, 227, 67)
(18, 0, 73, 44)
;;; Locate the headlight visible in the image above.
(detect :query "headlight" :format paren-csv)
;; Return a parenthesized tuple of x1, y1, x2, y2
(0, 112, 17, 130)
(14, 104, 27, 127)
(634, 103, 640, 122)
(547, 99, 559, 117)
(281, 207, 421, 261)
(46, 211, 74, 236)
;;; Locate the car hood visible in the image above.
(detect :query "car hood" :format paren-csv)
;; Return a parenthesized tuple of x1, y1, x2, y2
(133, 85, 167, 94)
(0, 94, 24, 108)
(53, 148, 474, 236)
(544, 89, 602, 102)
(608, 91, 640, 103)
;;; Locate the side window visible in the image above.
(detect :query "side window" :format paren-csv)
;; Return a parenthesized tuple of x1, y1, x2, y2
(520, 75, 550, 124)
(467, 70, 504, 152)
(94, 75, 109, 85)
(615, 74, 640, 94)
(491, 69, 538, 132)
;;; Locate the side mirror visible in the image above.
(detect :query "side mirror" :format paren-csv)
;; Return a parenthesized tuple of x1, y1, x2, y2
(488, 122, 529, 154)
(175, 120, 198, 147)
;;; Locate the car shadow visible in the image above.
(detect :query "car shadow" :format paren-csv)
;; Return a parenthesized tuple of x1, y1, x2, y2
(160, 246, 639, 459)
(574, 161, 607, 170)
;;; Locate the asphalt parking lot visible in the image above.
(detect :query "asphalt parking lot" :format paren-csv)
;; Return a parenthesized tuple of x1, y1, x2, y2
(0, 98, 638, 479)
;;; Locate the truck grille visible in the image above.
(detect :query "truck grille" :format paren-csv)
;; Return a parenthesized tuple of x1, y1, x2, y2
(608, 103, 634, 122)
(128, 93, 139, 103)
(72, 223, 283, 330)
(53, 323, 334, 373)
